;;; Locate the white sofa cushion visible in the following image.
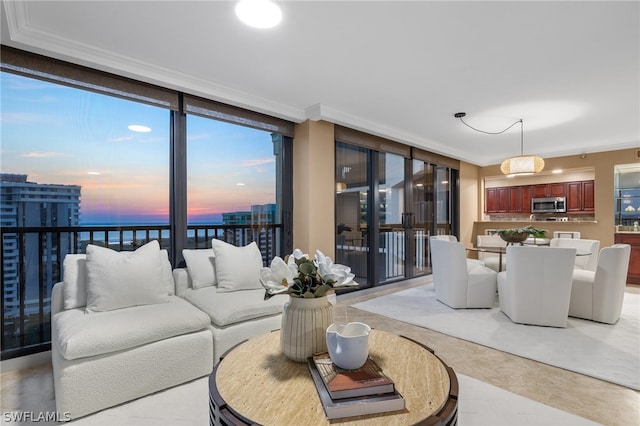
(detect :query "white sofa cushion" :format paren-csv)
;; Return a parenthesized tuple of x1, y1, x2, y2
(211, 240, 263, 292)
(53, 296, 210, 360)
(85, 240, 169, 312)
(182, 248, 217, 289)
(183, 286, 284, 327)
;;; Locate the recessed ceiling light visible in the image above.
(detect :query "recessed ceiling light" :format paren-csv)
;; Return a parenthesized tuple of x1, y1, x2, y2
(235, 0, 282, 29)
(128, 124, 151, 133)
(552, 169, 563, 174)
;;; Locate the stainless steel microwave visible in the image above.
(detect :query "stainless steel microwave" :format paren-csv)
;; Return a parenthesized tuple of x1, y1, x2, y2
(531, 197, 566, 213)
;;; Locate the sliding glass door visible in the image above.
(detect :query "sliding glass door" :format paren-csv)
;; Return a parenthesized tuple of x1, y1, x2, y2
(335, 143, 370, 285)
(336, 142, 459, 287)
(378, 152, 406, 284)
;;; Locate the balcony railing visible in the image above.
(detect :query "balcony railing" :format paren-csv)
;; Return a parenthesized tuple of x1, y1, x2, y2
(0, 223, 282, 360)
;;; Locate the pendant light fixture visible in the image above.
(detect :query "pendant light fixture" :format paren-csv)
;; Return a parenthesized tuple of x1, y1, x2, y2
(454, 112, 544, 176)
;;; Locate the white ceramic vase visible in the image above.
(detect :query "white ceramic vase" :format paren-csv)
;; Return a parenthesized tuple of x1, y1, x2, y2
(280, 295, 334, 362)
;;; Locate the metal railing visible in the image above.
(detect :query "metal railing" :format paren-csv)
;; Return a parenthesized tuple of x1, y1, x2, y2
(0, 223, 282, 360)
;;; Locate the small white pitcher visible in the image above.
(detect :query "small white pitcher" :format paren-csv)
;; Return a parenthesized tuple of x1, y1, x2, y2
(325, 322, 371, 370)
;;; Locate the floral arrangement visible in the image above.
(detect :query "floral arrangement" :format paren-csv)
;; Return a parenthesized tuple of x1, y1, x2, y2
(496, 225, 547, 245)
(497, 225, 547, 238)
(260, 249, 358, 299)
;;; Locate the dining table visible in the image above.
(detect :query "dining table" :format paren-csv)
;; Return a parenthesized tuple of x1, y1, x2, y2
(467, 246, 591, 273)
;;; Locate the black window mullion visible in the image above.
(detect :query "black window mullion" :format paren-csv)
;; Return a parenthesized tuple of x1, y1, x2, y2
(170, 95, 188, 267)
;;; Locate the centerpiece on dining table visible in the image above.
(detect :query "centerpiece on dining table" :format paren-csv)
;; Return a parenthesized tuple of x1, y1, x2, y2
(260, 249, 359, 362)
(497, 225, 547, 245)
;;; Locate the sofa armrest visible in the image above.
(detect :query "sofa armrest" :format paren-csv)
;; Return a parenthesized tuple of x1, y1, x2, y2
(52, 282, 65, 315)
(173, 268, 192, 298)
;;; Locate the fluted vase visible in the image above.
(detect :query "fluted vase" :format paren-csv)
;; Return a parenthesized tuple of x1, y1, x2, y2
(280, 295, 334, 362)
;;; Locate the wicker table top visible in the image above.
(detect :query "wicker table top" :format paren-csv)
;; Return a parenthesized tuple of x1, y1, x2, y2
(209, 329, 458, 425)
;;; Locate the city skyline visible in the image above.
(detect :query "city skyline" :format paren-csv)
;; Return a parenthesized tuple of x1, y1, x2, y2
(1, 72, 277, 225)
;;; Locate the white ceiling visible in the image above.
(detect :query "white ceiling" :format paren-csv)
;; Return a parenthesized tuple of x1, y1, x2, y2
(2, 1, 639, 167)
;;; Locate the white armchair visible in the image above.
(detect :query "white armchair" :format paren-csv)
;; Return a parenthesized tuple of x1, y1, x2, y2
(553, 231, 581, 239)
(429, 237, 497, 309)
(476, 235, 507, 272)
(497, 246, 576, 327)
(431, 235, 458, 242)
(431, 234, 485, 269)
(569, 244, 631, 324)
(549, 238, 600, 271)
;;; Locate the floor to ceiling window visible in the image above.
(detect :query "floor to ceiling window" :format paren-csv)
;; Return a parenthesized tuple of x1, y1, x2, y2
(185, 115, 284, 261)
(0, 46, 294, 359)
(0, 71, 170, 356)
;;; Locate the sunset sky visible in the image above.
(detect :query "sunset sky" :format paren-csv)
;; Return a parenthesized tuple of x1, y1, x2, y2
(1, 72, 276, 224)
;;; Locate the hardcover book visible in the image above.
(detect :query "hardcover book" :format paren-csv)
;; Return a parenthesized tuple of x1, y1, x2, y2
(312, 352, 395, 399)
(308, 358, 405, 419)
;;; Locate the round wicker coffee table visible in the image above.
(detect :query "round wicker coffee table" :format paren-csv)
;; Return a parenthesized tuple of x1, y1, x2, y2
(209, 329, 458, 425)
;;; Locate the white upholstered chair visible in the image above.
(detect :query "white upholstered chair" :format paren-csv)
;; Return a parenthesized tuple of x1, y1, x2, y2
(569, 244, 631, 324)
(497, 246, 576, 327)
(549, 238, 600, 272)
(553, 231, 581, 239)
(431, 234, 458, 242)
(429, 237, 497, 309)
(476, 235, 507, 272)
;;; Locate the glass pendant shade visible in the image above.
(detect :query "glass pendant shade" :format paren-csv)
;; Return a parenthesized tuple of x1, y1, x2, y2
(500, 155, 545, 175)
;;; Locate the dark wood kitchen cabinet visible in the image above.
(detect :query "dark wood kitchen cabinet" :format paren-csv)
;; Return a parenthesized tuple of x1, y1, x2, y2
(532, 183, 566, 198)
(508, 186, 533, 213)
(614, 233, 640, 285)
(486, 180, 592, 215)
(486, 187, 509, 213)
(566, 180, 595, 213)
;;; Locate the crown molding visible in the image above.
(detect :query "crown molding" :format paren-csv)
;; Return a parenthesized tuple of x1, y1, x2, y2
(2, 1, 307, 123)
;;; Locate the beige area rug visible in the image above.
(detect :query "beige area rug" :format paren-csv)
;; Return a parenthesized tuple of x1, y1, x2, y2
(352, 283, 640, 390)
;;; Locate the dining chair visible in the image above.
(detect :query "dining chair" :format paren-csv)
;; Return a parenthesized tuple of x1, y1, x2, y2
(429, 237, 497, 309)
(497, 246, 576, 327)
(553, 231, 581, 239)
(476, 235, 507, 272)
(569, 244, 631, 324)
(431, 235, 458, 242)
(431, 234, 485, 269)
(549, 238, 600, 271)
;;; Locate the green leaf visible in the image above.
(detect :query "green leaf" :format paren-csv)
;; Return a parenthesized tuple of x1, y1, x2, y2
(314, 284, 333, 297)
(298, 262, 315, 276)
(302, 291, 315, 298)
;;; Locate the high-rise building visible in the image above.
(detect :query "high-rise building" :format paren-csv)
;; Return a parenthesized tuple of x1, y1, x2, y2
(0, 174, 81, 318)
(222, 204, 277, 263)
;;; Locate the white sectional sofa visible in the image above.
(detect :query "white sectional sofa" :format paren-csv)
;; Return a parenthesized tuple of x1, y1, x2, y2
(51, 238, 294, 419)
(176, 238, 289, 362)
(173, 267, 286, 362)
(51, 242, 214, 420)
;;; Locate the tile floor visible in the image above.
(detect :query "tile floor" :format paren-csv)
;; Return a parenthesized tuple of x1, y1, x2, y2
(1, 278, 638, 425)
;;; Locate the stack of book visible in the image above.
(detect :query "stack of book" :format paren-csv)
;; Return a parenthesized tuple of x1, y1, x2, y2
(307, 352, 405, 419)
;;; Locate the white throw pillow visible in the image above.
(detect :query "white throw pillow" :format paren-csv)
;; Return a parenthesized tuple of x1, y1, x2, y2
(182, 248, 216, 289)
(85, 240, 168, 312)
(211, 240, 263, 293)
(63, 254, 88, 310)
